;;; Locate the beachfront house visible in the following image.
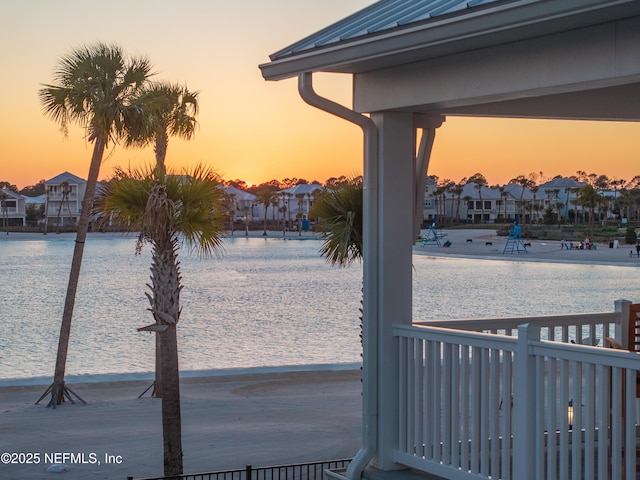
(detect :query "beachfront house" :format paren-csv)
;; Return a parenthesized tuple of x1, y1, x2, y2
(260, 1, 640, 479)
(422, 177, 437, 223)
(441, 182, 507, 224)
(277, 183, 323, 230)
(224, 185, 259, 224)
(0, 188, 27, 227)
(538, 177, 586, 223)
(44, 172, 86, 228)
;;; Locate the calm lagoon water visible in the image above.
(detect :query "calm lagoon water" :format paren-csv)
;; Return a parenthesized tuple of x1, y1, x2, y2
(1, 233, 639, 380)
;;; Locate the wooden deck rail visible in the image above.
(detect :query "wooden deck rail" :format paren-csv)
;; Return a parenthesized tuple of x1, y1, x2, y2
(394, 300, 640, 480)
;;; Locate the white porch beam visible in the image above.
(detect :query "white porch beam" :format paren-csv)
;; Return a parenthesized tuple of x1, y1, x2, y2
(354, 16, 640, 120)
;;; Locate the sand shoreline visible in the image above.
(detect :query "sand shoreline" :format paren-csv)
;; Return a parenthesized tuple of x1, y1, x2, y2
(413, 228, 640, 267)
(0, 368, 362, 480)
(4, 228, 638, 267)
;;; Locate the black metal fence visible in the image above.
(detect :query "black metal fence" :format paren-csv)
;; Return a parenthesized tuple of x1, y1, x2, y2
(128, 458, 351, 480)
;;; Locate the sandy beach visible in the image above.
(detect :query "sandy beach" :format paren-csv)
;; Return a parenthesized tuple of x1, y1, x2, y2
(0, 368, 362, 480)
(413, 228, 640, 267)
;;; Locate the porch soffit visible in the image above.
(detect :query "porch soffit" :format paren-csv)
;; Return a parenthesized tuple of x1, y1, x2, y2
(352, 15, 640, 120)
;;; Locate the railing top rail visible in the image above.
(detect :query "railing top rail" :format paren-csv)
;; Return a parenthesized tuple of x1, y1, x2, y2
(414, 311, 619, 331)
(531, 339, 640, 368)
(394, 323, 518, 351)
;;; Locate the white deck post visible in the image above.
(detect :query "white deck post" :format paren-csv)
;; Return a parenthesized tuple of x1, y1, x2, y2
(514, 323, 540, 480)
(615, 299, 631, 346)
(369, 111, 415, 470)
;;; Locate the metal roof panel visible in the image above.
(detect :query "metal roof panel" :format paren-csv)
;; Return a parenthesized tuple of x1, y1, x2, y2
(270, 0, 504, 60)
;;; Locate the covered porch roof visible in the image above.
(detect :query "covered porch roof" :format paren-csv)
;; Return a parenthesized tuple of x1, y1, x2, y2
(260, 0, 640, 122)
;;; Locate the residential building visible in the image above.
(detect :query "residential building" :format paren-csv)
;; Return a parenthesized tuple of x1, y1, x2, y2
(538, 177, 585, 221)
(276, 183, 323, 228)
(0, 189, 26, 226)
(44, 172, 86, 228)
(223, 185, 258, 222)
(421, 177, 437, 222)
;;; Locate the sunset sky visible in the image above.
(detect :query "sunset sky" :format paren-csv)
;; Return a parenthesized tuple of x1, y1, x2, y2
(1, 1, 639, 190)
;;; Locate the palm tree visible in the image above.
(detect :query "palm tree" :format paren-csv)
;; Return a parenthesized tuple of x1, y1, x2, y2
(126, 81, 199, 174)
(43, 186, 51, 235)
(94, 165, 225, 477)
(452, 184, 464, 223)
(468, 173, 487, 224)
(0, 190, 8, 234)
(54, 181, 71, 233)
(38, 42, 152, 406)
(577, 184, 602, 228)
(295, 192, 306, 236)
(462, 195, 472, 223)
(126, 81, 200, 398)
(255, 187, 276, 235)
(310, 178, 363, 266)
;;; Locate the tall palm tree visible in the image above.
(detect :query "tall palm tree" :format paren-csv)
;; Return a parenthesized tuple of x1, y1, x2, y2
(54, 181, 71, 233)
(295, 192, 306, 236)
(255, 187, 276, 235)
(126, 81, 200, 398)
(577, 184, 602, 228)
(126, 81, 199, 174)
(94, 165, 225, 477)
(452, 184, 464, 223)
(0, 190, 8, 234)
(38, 42, 152, 406)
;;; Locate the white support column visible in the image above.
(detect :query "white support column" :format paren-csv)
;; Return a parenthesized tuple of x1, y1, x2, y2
(369, 111, 415, 470)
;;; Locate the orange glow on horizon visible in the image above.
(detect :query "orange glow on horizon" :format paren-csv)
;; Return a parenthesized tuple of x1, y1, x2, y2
(2, 2, 639, 191)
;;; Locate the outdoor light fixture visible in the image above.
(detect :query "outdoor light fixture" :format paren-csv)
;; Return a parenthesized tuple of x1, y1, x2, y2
(567, 400, 574, 430)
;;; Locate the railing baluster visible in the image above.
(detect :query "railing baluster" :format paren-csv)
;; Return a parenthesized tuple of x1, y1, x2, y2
(596, 364, 609, 480)
(460, 344, 470, 471)
(570, 360, 582, 480)
(470, 345, 481, 474)
(442, 342, 452, 466)
(489, 348, 499, 479)
(558, 359, 569, 480)
(450, 343, 460, 470)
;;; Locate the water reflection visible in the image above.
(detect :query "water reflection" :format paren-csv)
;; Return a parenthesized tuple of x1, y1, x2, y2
(1, 234, 638, 379)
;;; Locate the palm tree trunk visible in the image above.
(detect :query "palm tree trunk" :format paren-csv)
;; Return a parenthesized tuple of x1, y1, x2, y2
(51, 137, 106, 405)
(160, 322, 182, 477)
(151, 240, 183, 477)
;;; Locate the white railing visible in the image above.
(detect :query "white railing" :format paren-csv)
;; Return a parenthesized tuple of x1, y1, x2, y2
(414, 310, 621, 345)
(394, 302, 640, 480)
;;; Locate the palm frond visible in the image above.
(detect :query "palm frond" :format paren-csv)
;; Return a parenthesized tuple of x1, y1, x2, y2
(311, 178, 363, 267)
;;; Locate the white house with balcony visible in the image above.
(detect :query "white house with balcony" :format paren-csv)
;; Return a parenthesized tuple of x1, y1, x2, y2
(539, 177, 586, 221)
(277, 183, 323, 229)
(0, 189, 26, 226)
(223, 185, 259, 222)
(260, 0, 640, 479)
(44, 172, 86, 228)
